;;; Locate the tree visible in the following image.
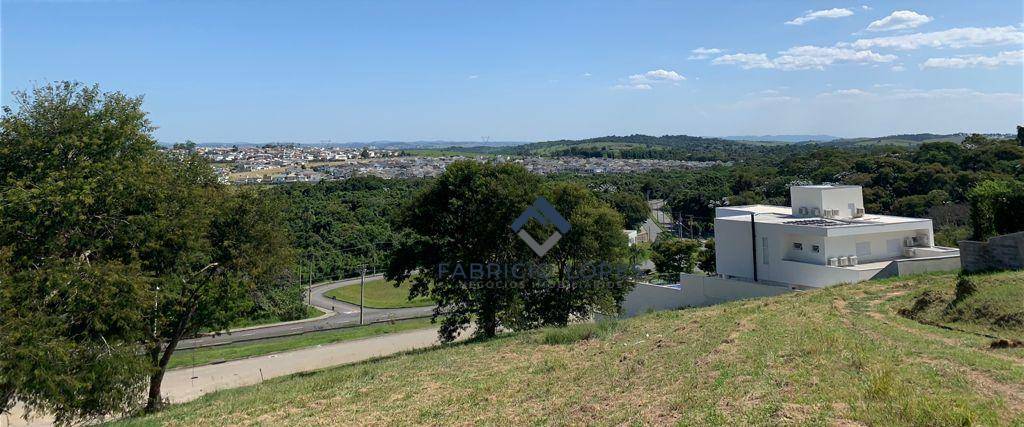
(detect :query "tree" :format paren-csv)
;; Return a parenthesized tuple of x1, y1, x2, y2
(967, 179, 1024, 239)
(698, 239, 716, 275)
(598, 191, 650, 229)
(387, 161, 633, 341)
(1, 82, 157, 423)
(0, 82, 295, 421)
(650, 238, 701, 276)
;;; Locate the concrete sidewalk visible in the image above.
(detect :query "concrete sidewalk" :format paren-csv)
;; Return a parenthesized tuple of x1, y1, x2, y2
(6, 326, 450, 427)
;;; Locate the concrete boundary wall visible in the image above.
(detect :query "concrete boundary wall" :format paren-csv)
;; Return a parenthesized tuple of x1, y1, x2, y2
(960, 232, 1024, 272)
(617, 275, 795, 317)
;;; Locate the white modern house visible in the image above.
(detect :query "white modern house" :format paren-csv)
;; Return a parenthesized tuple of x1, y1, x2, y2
(714, 184, 960, 288)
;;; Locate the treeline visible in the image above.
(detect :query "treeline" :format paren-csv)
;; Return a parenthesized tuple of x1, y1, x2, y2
(270, 177, 429, 280)
(551, 133, 1024, 245)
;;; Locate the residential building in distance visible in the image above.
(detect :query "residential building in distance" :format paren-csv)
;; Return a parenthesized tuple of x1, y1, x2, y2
(714, 184, 960, 289)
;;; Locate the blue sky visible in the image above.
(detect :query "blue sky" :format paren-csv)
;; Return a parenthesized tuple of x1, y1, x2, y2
(2, 0, 1022, 143)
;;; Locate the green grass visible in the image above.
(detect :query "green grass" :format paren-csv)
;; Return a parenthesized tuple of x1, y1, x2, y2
(115, 271, 1024, 426)
(168, 317, 435, 370)
(897, 271, 1024, 341)
(538, 321, 619, 345)
(324, 278, 433, 308)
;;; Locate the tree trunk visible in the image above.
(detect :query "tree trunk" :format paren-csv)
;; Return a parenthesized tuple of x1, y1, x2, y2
(142, 342, 160, 412)
(478, 300, 498, 338)
(144, 299, 196, 413)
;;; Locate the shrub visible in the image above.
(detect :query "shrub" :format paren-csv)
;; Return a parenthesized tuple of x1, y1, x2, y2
(954, 274, 977, 302)
(967, 179, 1024, 239)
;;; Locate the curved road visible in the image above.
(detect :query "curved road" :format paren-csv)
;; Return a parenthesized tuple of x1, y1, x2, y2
(178, 274, 435, 350)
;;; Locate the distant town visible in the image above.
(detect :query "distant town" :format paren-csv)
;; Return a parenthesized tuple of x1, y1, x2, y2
(170, 143, 725, 184)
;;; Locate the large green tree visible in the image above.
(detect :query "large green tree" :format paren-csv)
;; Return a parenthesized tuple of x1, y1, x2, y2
(650, 237, 702, 276)
(387, 161, 633, 341)
(0, 82, 294, 422)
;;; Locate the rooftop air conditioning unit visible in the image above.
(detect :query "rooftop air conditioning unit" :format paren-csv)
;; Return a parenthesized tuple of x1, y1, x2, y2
(903, 247, 917, 257)
(904, 236, 918, 247)
(838, 256, 849, 267)
(799, 207, 808, 216)
(849, 255, 858, 266)
(827, 257, 838, 267)
(811, 207, 821, 217)
(854, 208, 865, 218)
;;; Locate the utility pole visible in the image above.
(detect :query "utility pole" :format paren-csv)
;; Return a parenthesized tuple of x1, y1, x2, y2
(359, 265, 366, 325)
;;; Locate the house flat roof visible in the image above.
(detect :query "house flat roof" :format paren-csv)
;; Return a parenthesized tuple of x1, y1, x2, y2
(715, 204, 931, 235)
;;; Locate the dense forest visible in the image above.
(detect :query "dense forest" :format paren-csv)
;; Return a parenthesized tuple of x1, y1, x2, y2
(279, 131, 1024, 283)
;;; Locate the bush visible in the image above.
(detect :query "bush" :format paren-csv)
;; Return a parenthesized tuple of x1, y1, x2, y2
(967, 179, 1024, 239)
(954, 274, 977, 302)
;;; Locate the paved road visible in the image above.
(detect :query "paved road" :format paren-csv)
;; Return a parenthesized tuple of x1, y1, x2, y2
(178, 274, 435, 349)
(7, 326, 462, 427)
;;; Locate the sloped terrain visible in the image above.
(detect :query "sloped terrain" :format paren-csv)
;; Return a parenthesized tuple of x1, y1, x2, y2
(116, 271, 1024, 426)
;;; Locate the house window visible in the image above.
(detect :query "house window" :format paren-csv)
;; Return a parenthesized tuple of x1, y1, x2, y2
(812, 245, 820, 253)
(856, 242, 871, 257)
(793, 242, 803, 250)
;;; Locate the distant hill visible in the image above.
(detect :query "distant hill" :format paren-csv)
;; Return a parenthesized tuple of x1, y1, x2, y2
(722, 134, 839, 143)
(824, 133, 967, 148)
(503, 134, 781, 161)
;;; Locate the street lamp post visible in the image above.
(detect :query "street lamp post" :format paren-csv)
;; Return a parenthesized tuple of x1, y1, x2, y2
(359, 265, 366, 325)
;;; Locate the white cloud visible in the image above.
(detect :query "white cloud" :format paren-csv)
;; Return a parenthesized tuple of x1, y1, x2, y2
(629, 69, 686, 83)
(689, 47, 724, 60)
(849, 25, 1024, 50)
(467, 75, 479, 79)
(582, 72, 592, 77)
(891, 65, 906, 71)
(774, 46, 896, 70)
(921, 50, 1024, 69)
(818, 88, 871, 98)
(612, 69, 684, 90)
(712, 46, 895, 71)
(785, 8, 854, 26)
(612, 83, 652, 91)
(866, 10, 933, 32)
(861, 5, 872, 11)
(712, 53, 775, 69)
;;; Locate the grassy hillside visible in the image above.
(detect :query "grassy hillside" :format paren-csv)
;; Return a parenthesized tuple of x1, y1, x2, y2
(116, 271, 1024, 426)
(324, 278, 434, 309)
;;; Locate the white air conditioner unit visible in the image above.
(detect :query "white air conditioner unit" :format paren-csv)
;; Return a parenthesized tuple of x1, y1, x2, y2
(827, 257, 838, 266)
(849, 255, 858, 266)
(916, 232, 930, 247)
(799, 207, 808, 216)
(811, 207, 821, 217)
(903, 247, 917, 257)
(838, 256, 849, 267)
(854, 208, 865, 218)
(903, 236, 918, 247)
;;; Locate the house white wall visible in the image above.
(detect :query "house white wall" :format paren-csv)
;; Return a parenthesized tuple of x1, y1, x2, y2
(715, 216, 755, 280)
(791, 186, 863, 218)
